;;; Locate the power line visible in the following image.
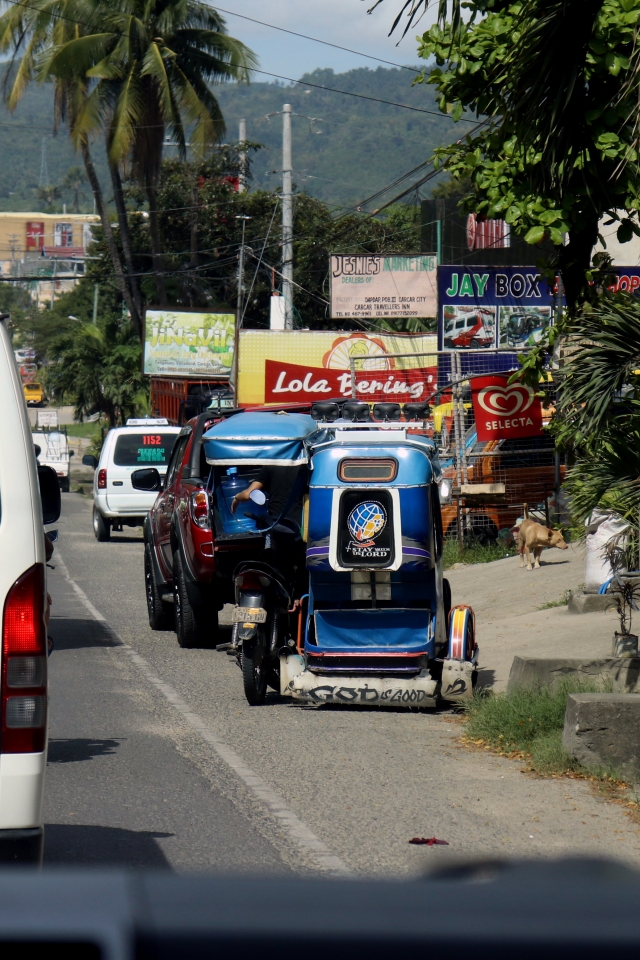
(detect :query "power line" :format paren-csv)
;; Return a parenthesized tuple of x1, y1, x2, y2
(250, 67, 476, 121)
(1, 0, 476, 124)
(212, 5, 422, 74)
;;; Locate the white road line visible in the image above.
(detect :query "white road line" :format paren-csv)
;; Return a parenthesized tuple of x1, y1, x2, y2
(54, 552, 352, 877)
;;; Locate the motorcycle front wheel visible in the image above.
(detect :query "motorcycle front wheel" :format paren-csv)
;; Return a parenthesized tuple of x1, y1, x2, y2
(242, 627, 268, 705)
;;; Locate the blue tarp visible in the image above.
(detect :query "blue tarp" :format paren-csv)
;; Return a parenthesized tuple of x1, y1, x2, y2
(312, 608, 432, 654)
(204, 412, 317, 464)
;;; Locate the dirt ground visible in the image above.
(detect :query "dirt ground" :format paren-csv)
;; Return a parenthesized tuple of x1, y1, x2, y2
(446, 542, 620, 691)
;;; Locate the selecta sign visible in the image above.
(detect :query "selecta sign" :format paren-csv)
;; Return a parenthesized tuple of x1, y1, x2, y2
(471, 375, 543, 441)
(237, 331, 438, 406)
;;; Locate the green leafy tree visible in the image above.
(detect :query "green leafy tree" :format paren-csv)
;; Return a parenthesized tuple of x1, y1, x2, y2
(46, 314, 146, 426)
(36, 183, 61, 208)
(0, 0, 143, 334)
(111, 154, 425, 329)
(378, 0, 640, 310)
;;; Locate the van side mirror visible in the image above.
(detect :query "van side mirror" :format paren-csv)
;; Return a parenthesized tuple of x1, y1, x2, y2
(38, 464, 61, 524)
(82, 454, 98, 469)
(131, 468, 161, 492)
(69, 450, 75, 458)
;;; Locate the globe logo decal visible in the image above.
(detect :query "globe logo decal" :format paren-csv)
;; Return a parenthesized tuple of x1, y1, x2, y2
(348, 501, 387, 544)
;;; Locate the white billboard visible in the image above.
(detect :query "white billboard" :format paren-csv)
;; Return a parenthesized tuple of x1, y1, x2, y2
(330, 254, 438, 321)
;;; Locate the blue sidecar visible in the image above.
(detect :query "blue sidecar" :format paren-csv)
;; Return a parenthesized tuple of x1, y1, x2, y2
(279, 404, 478, 708)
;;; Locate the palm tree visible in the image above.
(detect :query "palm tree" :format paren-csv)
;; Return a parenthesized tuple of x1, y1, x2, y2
(61, 165, 85, 212)
(36, 183, 61, 208)
(43, 0, 256, 305)
(0, 0, 142, 334)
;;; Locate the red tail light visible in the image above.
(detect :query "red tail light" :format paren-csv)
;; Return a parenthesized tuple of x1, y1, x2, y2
(2, 564, 47, 753)
(97, 468, 107, 489)
(235, 572, 270, 590)
(189, 490, 211, 530)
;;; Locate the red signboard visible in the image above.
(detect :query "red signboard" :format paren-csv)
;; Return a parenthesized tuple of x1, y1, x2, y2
(265, 359, 437, 404)
(471, 375, 543, 441)
(26, 221, 44, 251)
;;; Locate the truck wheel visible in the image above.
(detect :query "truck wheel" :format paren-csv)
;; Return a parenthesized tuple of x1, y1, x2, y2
(242, 628, 268, 705)
(173, 551, 217, 648)
(60, 477, 70, 494)
(93, 507, 111, 542)
(145, 543, 172, 631)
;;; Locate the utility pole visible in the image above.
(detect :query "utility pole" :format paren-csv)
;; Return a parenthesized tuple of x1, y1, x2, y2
(39, 138, 49, 188)
(238, 119, 247, 193)
(282, 104, 293, 329)
(236, 215, 251, 323)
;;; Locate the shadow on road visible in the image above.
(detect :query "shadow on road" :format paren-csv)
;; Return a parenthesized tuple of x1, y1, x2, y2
(44, 824, 174, 867)
(49, 617, 120, 650)
(47, 738, 123, 764)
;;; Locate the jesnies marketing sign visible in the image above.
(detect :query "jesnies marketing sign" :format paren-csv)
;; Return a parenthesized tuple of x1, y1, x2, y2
(331, 254, 438, 321)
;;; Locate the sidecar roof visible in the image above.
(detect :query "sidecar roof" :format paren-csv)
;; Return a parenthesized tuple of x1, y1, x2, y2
(204, 411, 317, 465)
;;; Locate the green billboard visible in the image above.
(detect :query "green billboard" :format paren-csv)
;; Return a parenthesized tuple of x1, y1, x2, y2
(144, 309, 235, 378)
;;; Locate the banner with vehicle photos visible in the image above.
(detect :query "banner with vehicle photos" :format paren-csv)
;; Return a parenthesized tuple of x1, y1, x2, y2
(437, 266, 560, 352)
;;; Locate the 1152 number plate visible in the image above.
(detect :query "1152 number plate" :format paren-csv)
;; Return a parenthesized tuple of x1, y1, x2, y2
(232, 606, 267, 624)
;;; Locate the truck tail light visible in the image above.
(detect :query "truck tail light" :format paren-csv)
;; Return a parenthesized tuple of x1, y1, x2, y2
(189, 490, 211, 530)
(97, 468, 107, 489)
(2, 564, 47, 753)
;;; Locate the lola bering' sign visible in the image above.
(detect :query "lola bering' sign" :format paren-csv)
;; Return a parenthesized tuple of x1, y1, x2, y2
(330, 254, 438, 320)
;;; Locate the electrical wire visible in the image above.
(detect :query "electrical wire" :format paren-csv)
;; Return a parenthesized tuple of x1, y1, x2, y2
(212, 5, 422, 74)
(1, 0, 476, 124)
(240, 198, 279, 326)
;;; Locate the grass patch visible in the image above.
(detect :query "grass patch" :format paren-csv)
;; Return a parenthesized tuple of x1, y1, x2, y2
(539, 589, 572, 610)
(65, 422, 103, 440)
(443, 539, 517, 569)
(464, 679, 604, 776)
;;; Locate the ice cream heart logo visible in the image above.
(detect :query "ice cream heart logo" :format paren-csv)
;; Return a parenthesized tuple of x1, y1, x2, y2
(477, 383, 534, 417)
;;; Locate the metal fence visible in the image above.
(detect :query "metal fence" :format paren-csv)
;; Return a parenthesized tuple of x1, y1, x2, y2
(349, 348, 564, 545)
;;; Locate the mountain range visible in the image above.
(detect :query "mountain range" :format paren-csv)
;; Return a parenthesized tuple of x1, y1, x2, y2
(0, 65, 460, 212)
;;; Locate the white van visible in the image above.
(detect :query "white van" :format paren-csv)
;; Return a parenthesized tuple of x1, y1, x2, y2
(33, 429, 73, 493)
(0, 316, 60, 863)
(85, 419, 180, 542)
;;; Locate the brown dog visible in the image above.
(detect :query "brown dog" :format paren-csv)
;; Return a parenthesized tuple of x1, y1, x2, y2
(515, 505, 568, 570)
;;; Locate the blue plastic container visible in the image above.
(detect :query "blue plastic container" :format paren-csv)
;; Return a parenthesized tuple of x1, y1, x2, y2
(216, 468, 267, 534)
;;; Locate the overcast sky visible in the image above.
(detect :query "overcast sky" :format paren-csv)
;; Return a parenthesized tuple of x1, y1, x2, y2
(215, 0, 436, 79)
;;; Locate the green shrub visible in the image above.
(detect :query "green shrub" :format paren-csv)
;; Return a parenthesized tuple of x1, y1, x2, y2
(465, 679, 604, 775)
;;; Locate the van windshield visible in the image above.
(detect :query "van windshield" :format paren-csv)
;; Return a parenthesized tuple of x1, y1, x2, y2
(113, 432, 177, 467)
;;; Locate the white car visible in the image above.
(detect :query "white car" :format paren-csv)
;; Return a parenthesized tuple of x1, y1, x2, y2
(0, 315, 60, 863)
(84, 419, 180, 542)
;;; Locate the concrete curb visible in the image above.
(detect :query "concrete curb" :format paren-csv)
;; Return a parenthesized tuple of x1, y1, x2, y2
(562, 693, 640, 784)
(568, 591, 612, 614)
(507, 656, 640, 694)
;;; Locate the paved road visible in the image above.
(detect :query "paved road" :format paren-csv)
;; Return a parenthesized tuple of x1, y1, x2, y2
(44, 494, 640, 874)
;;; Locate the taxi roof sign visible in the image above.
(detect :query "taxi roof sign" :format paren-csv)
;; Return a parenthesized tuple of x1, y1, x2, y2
(125, 418, 169, 427)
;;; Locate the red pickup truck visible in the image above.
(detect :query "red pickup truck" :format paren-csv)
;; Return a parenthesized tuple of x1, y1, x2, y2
(138, 402, 317, 650)
(139, 410, 227, 648)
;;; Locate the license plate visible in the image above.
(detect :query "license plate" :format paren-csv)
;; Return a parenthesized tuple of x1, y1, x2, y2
(232, 606, 267, 624)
